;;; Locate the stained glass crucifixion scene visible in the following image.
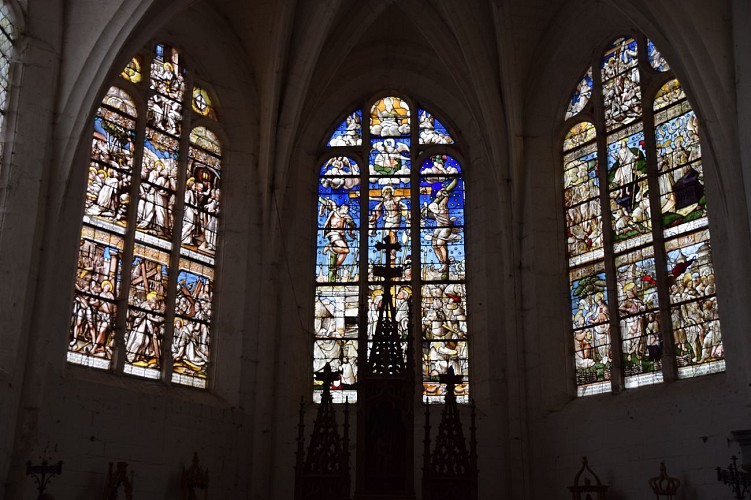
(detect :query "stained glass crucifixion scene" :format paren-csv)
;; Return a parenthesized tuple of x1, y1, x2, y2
(314, 95, 469, 404)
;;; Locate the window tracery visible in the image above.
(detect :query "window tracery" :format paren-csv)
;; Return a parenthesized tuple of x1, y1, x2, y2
(564, 36, 723, 396)
(68, 44, 223, 389)
(314, 96, 468, 403)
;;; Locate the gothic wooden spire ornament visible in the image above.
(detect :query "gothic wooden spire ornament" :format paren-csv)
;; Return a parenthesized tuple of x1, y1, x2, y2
(294, 363, 351, 500)
(422, 367, 478, 500)
(181, 452, 208, 500)
(354, 235, 415, 499)
(369, 236, 406, 376)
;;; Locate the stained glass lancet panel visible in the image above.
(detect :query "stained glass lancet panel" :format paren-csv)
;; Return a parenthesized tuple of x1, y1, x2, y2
(367, 97, 411, 388)
(68, 87, 138, 369)
(563, 35, 724, 395)
(563, 122, 611, 396)
(68, 44, 224, 389)
(420, 155, 468, 402)
(314, 97, 468, 403)
(600, 37, 662, 389)
(654, 79, 724, 377)
(314, 156, 361, 403)
(171, 127, 223, 388)
(601, 37, 642, 132)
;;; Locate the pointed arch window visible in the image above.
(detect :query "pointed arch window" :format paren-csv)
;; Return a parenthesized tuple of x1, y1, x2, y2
(314, 96, 468, 403)
(67, 44, 223, 389)
(563, 36, 723, 396)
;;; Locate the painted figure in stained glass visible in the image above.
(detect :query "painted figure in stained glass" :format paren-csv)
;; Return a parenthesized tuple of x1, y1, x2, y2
(328, 110, 362, 146)
(70, 238, 121, 358)
(87, 104, 136, 224)
(603, 67, 642, 128)
(150, 44, 184, 101)
(654, 80, 685, 111)
(421, 176, 460, 280)
(566, 199, 602, 256)
(126, 253, 168, 368)
(423, 284, 469, 398)
(563, 122, 596, 151)
(148, 94, 182, 136)
(370, 186, 409, 260)
(601, 38, 638, 79)
(172, 317, 208, 370)
(126, 291, 163, 367)
(418, 110, 453, 144)
(370, 138, 410, 178)
(321, 157, 360, 190)
(319, 197, 357, 281)
(665, 233, 720, 364)
(182, 178, 205, 247)
(138, 132, 179, 238)
(571, 273, 610, 365)
(370, 96, 410, 137)
(422, 284, 467, 341)
(565, 68, 593, 120)
(609, 135, 649, 238)
(616, 250, 659, 374)
(172, 272, 212, 376)
(648, 39, 670, 72)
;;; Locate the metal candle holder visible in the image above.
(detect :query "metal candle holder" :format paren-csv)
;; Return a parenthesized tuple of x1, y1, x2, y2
(26, 460, 63, 500)
(717, 456, 751, 500)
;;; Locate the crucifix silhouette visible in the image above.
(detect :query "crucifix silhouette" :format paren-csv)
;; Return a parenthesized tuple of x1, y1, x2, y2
(438, 366, 464, 402)
(315, 362, 340, 401)
(369, 235, 405, 375)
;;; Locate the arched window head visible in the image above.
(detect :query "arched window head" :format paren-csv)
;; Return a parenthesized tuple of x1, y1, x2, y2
(314, 95, 468, 403)
(0, 0, 17, 156)
(563, 36, 723, 396)
(68, 44, 224, 389)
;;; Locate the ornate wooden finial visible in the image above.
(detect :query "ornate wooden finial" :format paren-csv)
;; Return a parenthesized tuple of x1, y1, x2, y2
(649, 462, 679, 499)
(294, 365, 351, 500)
(569, 456, 608, 500)
(182, 452, 208, 499)
(422, 369, 477, 500)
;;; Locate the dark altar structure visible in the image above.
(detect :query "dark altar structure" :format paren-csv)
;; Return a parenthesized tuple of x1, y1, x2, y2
(296, 236, 478, 500)
(295, 363, 351, 500)
(422, 367, 478, 500)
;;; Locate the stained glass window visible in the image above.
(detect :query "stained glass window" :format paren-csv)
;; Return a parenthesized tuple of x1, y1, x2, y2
(563, 35, 724, 396)
(68, 44, 223, 389)
(315, 96, 466, 403)
(0, 1, 16, 157)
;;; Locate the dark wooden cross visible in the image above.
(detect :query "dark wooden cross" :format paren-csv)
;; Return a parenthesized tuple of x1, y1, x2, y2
(374, 236, 403, 283)
(315, 362, 340, 400)
(438, 366, 463, 400)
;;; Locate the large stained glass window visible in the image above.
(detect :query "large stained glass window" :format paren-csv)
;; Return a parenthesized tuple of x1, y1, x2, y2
(68, 44, 223, 389)
(563, 35, 724, 396)
(314, 96, 467, 403)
